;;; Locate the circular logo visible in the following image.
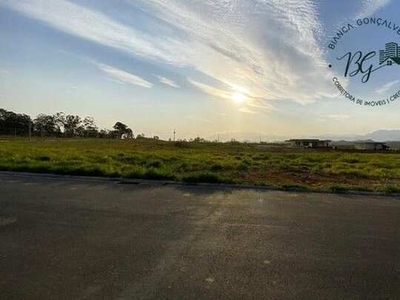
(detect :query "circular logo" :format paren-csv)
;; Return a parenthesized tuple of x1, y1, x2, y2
(327, 17, 400, 107)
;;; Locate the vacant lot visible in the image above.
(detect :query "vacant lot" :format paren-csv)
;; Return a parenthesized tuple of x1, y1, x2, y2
(1, 138, 400, 193)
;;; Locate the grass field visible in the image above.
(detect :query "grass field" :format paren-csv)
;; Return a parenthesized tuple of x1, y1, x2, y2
(1, 138, 400, 194)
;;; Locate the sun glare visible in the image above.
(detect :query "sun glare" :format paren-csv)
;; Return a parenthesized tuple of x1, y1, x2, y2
(232, 92, 246, 104)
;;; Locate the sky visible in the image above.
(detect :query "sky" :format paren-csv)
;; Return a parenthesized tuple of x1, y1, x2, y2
(0, 0, 400, 141)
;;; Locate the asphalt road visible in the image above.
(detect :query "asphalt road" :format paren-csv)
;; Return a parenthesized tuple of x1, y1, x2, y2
(1, 173, 400, 300)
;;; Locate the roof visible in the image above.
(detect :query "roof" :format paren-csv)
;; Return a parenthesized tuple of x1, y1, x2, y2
(381, 57, 400, 65)
(286, 139, 332, 142)
(355, 142, 387, 145)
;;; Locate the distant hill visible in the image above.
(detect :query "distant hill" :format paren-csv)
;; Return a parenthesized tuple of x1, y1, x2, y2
(362, 130, 400, 142)
(207, 129, 400, 143)
(207, 132, 284, 143)
(324, 130, 400, 143)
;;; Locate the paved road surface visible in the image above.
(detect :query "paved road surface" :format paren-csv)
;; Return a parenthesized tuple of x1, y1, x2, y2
(1, 173, 400, 299)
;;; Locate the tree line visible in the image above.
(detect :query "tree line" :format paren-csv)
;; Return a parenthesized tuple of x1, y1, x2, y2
(0, 108, 134, 139)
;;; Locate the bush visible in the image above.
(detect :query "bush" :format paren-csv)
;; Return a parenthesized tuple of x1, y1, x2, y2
(210, 163, 223, 171)
(281, 184, 309, 192)
(146, 160, 163, 168)
(343, 158, 360, 164)
(236, 163, 249, 171)
(329, 185, 349, 193)
(174, 141, 190, 148)
(143, 168, 175, 180)
(182, 172, 225, 184)
(35, 155, 51, 162)
(378, 184, 400, 195)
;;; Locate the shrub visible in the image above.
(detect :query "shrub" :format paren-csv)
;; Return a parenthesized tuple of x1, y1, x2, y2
(378, 184, 400, 195)
(182, 172, 225, 184)
(210, 163, 223, 171)
(329, 185, 349, 193)
(143, 168, 175, 180)
(281, 184, 309, 192)
(35, 155, 51, 162)
(237, 163, 249, 171)
(146, 160, 163, 168)
(174, 141, 190, 148)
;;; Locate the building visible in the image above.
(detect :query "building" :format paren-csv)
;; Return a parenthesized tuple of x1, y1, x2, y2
(379, 50, 386, 64)
(382, 56, 400, 66)
(286, 139, 332, 148)
(355, 142, 390, 151)
(380, 42, 400, 64)
(386, 42, 398, 58)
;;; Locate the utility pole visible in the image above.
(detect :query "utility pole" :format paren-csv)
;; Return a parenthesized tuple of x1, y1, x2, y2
(29, 121, 32, 142)
(218, 134, 220, 143)
(173, 128, 176, 142)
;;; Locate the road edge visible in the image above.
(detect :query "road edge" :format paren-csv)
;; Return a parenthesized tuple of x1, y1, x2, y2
(1, 170, 400, 198)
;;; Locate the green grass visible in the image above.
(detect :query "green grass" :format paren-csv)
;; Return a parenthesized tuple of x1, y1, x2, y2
(1, 137, 400, 193)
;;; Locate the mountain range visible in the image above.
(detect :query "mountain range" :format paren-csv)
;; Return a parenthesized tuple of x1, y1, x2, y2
(207, 130, 400, 143)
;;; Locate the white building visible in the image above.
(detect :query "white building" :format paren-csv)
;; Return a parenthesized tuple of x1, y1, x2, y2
(355, 142, 389, 151)
(285, 139, 332, 148)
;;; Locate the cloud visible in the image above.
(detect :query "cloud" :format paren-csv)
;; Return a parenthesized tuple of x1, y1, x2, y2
(188, 78, 232, 100)
(356, 0, 391, 18)
(0, 0, 183, 64)
(157, 76, 180, 88)
(132, 0, 334, 105)
(0, 69, 9, 75)
(186, 116, 212, 123)
(96, 63, 153, 88)
(239, 107, 257, 115)
(1, 0, 337, 105)
(375, 80, 399, 94)
(188, 77, 277, 113)
(324, 114, 351, 120)
(247, 100, 277, 112)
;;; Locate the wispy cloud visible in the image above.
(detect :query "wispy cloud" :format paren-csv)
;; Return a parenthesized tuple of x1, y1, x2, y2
(356, 0, 391, 18)
(324, 114, 351, 120)
(0, 0, 183, 64)
(188, 77, 276, 113)
(186, 116, 212, 123)
(188, 76, 278, 115)
(188, 78, 231, 100)
(247, 100, 277, 112)
(0, 0, 337, 106)
(132, 0, 333, 104)
(157, 76, 180, 88)
(96, 63, 153, 88)
(375, 80, 399, 94)
(239, 107, 257, 115)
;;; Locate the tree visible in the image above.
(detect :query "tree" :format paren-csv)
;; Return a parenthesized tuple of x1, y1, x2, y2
(0, 108, 143, 140)
(113, 122, 132, 139)
(63, 115, 83, 137)
(34, 114, 58, 137)
(0, 109, 32, 136)
(54, 112, 65, 135)
(113, 122, 127, 132)
(83, 116, 98, 138)
(98, 129, 110, 139)
(125, 128, 133, 139)
(193, 136, 206, 143)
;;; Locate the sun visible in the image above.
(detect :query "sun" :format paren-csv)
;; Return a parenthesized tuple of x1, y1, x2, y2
(232, 92, 246, 104)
